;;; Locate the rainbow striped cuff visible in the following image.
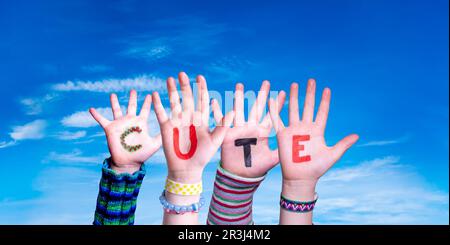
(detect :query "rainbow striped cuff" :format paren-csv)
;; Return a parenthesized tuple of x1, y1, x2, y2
(93, 158, 146, 225)
(207, 163, 265, 225)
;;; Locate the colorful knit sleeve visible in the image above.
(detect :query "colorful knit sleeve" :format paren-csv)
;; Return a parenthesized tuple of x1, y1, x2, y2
(207, 163, 265, 225)
(93, 158, 146, 225)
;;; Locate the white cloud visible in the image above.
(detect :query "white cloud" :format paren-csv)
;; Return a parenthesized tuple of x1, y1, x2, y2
(119, 16, 234, 64)
(43, 149, 107, 165)
(61, 105, 161, 131)
(0, 166, 100, 224)
(358, 135, 409, 147)
(252, 156, 449, 224)
(2, 152, 447, 224)
(61, 107, 112, 128)
(10, 120, 47, 140)
(20, 94, 58, 115)
(0, 141, 16, 149)
(52, 74, 166, 93)
(321, 156, 401, 182)
(55, 130, 87, 140)
(0, 120, 47, 149)
(121, 42, 172, 61)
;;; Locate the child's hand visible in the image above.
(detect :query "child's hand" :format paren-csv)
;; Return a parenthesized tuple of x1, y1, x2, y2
(152, 72, 234, 183)
(89, 90, 162, 174)
(269, 79, 359, 198)
(213, 81, 285, 178)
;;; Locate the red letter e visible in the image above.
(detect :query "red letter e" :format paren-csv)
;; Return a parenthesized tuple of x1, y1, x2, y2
(292, 135, 311, 163)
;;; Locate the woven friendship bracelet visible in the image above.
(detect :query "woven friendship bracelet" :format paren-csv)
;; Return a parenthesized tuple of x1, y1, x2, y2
(165, 179, 203, 196)
(280, 193, 318, 213)
(93, 158, 146, 225)
(207, 163, 266, 225)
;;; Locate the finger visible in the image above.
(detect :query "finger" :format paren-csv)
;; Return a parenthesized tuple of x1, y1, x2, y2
(233, 83, 245, 126)
(178, 72, 195, 113)
(89, 108, 110, 128)
(151, 92, 168, 123)
(330, 134, 359, 164)
(289, 82, 300, 125)
(302, 78, 316, 123)
(315, 87, 331, 131)
(127, 89, 138, 116)
(268, 91, 286, 132)
(211, 111, 234, 146)
(167, 76, 182, 118)
(249, 80, 270, 125)
(260, 89, 285, 129)
(211, 99, 223, 125)
(198, 75, 210, 125)
(139, 94, 152, 119)
(110, 93, 123, 119)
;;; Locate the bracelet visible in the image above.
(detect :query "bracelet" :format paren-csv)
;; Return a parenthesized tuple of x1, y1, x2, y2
(159, 191, 205, 215)
(165, 178, 202, 195)
(280, 193, 318, 213)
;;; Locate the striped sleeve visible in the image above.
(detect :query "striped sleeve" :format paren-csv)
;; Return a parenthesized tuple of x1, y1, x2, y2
(93, 158, 145, 225)
(207, 164, 265, 225)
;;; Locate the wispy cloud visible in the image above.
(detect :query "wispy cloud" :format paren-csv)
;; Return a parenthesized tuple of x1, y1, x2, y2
(52, 74, 166, 93)
(61, 107, 112, 128)
(54, 130, 87, 140)
(253, 156, 449, 224)
(1, 120, 47, 149)
(20, 94, 58, 115)
(358, 135, 409, 147)
(321, 156, 401, 182)
(43, 149, 107, 165)
(0, 166, 100, 224)
(0, 141, 17, 149)
(118, 16, 234, 62)
(121, 40, 172, 61)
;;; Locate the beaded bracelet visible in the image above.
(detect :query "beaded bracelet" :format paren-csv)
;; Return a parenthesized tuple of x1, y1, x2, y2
(280, 193, 318, 213)
(159, 191, 205, 215)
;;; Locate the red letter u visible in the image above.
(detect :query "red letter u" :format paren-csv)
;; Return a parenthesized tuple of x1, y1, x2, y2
(173, 125, 198, 160)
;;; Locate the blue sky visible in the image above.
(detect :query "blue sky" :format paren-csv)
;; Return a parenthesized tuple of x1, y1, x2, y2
(0, 0, 448, 224)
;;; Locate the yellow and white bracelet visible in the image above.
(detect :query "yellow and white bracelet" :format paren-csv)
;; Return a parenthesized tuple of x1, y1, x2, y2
(165, 179, 203, 196)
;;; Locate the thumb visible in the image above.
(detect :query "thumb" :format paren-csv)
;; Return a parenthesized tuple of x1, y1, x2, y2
(211, 111, 235, 146)
(269, 149, 280, 169)
(331, 134, 359, 162)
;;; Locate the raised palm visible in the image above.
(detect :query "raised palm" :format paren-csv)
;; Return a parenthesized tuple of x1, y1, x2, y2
(213, 81, 285, 178)
(89, 90, 162, 173)
(269, 79, 359, 181)
(152, 72, 234, 183)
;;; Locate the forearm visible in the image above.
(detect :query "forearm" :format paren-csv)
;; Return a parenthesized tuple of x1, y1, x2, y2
(207, 163, 265, 225)
(279, 179, 317, 225)
(93, 158, 145, 225)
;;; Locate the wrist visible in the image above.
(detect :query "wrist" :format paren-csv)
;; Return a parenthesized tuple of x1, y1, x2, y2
(110, 157, 142, 174)
(167, 169, 203, 183)
(110, 162, 142, 174)
(282, 179, 317, 201)
(164, 191, 201, 205)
